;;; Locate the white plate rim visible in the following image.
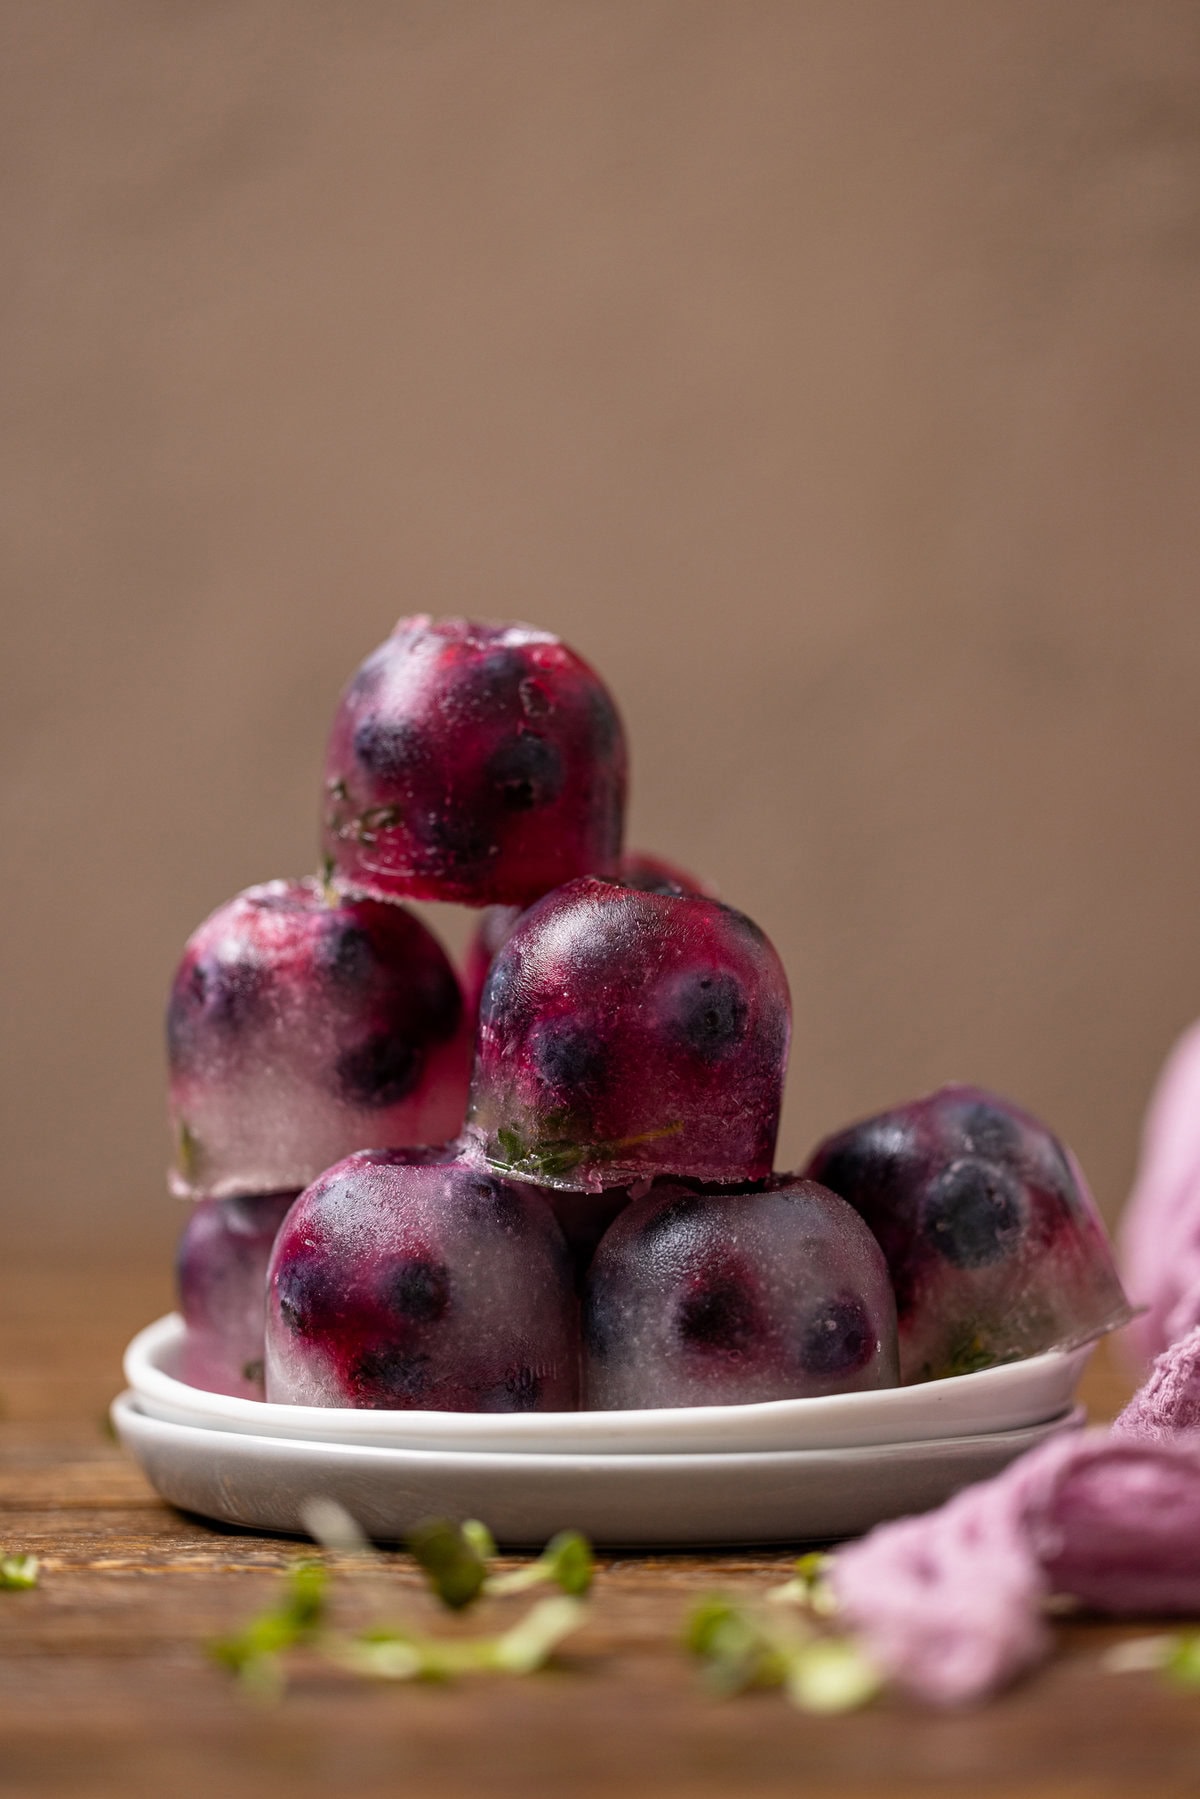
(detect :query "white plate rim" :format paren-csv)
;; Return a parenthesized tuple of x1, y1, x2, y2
(127, 1314, 1093, 1455)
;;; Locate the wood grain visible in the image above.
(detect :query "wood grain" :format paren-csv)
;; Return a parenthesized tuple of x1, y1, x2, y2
(2, 1261, 1195, 1799)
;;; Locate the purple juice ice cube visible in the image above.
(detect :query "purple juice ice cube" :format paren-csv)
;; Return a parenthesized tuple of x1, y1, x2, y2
(322, 617, 627, 907)
(263, 1147, 579, 1411)
(167, 878, 471, 1199)
(462, 850, 712, 1018)
(583, 1178, 899, 1409)
(804, 1084, 1132, 1382)
(176, 1191, 297, 1398)
(465, 878, 791, 1191)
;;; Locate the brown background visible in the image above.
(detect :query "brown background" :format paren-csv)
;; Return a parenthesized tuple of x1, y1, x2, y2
(3, 0, 1200, 1263)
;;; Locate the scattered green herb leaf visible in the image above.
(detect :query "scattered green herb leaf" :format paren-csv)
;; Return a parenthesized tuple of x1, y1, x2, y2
(0, 1554, 40, 1590)
(685, 1595, 878, 1714)
(768, 1551, 837, 1615)
(488, 1531, 594, 1600)
(208, 1560, 327, 1696)
(407, 1519, 490, 1611)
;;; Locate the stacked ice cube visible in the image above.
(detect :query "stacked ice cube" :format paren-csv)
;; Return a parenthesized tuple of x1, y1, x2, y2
(167, 615, 1129, 1410)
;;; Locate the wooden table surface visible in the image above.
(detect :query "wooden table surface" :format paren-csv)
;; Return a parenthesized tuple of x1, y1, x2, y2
(3, 1258, 1198, 1799)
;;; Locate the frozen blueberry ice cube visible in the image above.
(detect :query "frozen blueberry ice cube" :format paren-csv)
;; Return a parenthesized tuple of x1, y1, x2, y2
(465, 878, 790, 1191)
(805, 1084, 1132, 1382)
(264, 1147, 579, 1410)
(167, 878, 471, 1199)
(322, 617, 627, 907)
(176, 1191, 297, 1398)
(462, 850, 712, 1019)
(583, 1178, 899, 1409)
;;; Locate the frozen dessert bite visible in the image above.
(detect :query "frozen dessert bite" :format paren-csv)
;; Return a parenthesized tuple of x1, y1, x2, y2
(322, 617, 627, 907)
(167, 878, 471, 1199)
(264, 1147, 579, 1410)
(584, 1178, 899, 1409)
(176, 1192, 296, 1398)
(462, 849, 712, 1017)
(805, 1084, 1131, 1382)
(465, 878, 791, 1191)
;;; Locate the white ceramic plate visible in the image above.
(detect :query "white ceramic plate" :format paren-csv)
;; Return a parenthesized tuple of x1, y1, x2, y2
(112, 1392, 1083, 1547)
(126, 1314, 1092, 1456)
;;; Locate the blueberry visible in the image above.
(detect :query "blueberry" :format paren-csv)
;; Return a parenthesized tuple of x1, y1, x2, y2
(480, 1366, 544, 1412)
(410, 806, 494, 874)
(461, 647, 528, 713)
(921, 1157, 1025, 1268)
(952, 1100, 1020, 1163)
(315, 920, 375, 986)
(350, 1345, 433, 1406)
(276, 1260, 341, 1337)
(676, 1277, 759, 1354)
(669, 971, 748, 1061)
(457, 1172, 527, 1232)
(353, 716, 427, 782)
(166, 956, 265, 1068)
(798, 1295, 874, 1377)
(810, 1117, 915, 1208)
(487, 733, 565, 812)
(335, 1034, 421, 1108)
(385, 1257, 450, 1323)
(532, 1019, 609, 1096)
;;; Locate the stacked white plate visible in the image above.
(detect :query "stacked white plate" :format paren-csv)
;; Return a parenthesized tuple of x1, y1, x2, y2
(114, 1314, 1088, 1547)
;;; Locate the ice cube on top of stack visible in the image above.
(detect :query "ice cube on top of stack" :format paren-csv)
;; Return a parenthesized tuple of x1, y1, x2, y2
(167, 877, 471, 1200)
(321, 616, 628, 907)
(804, 1084, 1131, 1384)
(464, 876, 792, 1192)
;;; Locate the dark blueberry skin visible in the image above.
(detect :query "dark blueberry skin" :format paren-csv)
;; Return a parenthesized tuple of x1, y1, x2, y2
(335, 1034, 420, 1108)
(385, 1257, 451, 1323)
(668, 971, 749, 1062)
(350, 1345, 434, 1406)
(166, 956, 267, 1072)
(798, 1294, 874, 1377)
(486, 733, 565, 812)
(531, 1018, 609, 1098)
(676, 1277, 761, 1355)
(353, 715, 428, 783)
(277, 1257, 344, 1338)
(920, 1158, 1025, 1269)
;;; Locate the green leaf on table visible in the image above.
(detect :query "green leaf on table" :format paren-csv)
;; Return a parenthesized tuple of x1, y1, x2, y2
(685, 1594, 878, 1713)
(767, 1550, 838, 1614)
(208, 1560, 327, 1695)
(333, 1595, 587, 1683)
(487, 1531, 594, 1600)
(407, 1519, 489, 1611)
(0, 1554, 39, 1590)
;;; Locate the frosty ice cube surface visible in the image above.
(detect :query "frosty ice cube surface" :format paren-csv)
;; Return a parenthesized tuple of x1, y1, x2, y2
(584, 1179, 899, 1409)
(462, 850, 712, 1018)
(167, 878, 471, 1199)
(322, 616, 628, 906)
(805, 1084, 1132, 1383)
(263, 1148, 579, 1410)
(465, 878, 791, 1191)
(176, 1192, 297, 1398)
